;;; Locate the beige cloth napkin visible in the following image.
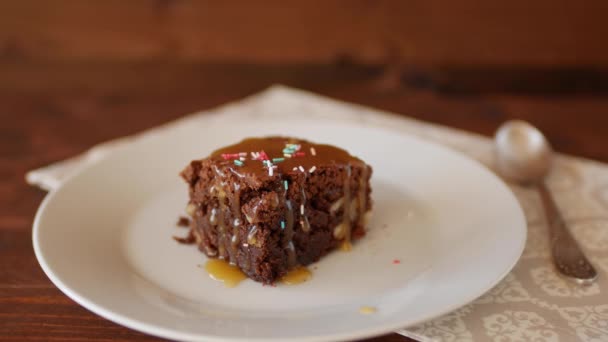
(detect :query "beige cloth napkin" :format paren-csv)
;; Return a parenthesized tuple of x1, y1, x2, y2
(27, 85, 608, 341)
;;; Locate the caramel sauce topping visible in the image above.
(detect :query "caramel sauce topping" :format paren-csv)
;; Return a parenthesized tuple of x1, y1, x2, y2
(210, 136, 361, 178)
(204, 259, 247, 288)
(280, 266, 312, 285)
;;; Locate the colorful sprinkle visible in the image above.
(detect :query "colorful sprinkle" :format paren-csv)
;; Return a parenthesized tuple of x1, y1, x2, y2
(309, 166, 316, 173)
(310, 147, 316, 156)
(259, 150, 269, 160)
(272, 157, 285, 163)
(294, 152, 305, 157)
(284, 180, 289, 190)
(233, 160, 244, 166)
(281, 221, 286, 229)
(221, 153, 240, 160)
(392, 259, 401, 264)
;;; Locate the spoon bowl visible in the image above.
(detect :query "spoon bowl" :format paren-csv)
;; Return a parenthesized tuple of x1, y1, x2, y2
(495, 120, 553, 184)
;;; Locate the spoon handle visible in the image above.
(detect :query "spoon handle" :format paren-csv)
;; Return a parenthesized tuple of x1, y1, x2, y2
(538, 183, 598, 284)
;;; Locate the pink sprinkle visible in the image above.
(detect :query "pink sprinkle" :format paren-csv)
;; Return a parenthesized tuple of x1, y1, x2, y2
(221, 153, 239, 160)
(295, 152, 305, 157)
(392, 259, 401, 264)
(259, 150, 269, 161)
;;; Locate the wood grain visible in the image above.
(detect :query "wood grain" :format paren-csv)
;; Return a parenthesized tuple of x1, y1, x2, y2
(1, 59, 607, 341)
(1, 0, 608, 66)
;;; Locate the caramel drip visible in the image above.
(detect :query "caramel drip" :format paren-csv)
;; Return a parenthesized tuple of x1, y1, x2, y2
(357, 164, 369, 227)
(204, 259, 246, 288)
(284, 198, 296, 268)
(212, 166, 232, 263)
(342, 164, 353, 245)
(210, 165, 245, 266)
(230, 186, 242, 257)
(240, 224, 256, 273)
(246, 226, 258, 245)
(209, 208, 218, 225)
(300, 188, 311, 233)
(215, 186, 229, 261)
(280, 266, 311, 285)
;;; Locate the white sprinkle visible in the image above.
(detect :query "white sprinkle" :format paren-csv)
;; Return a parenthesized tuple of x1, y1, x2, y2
(250, 152, 258, 159)
(299, 165, 305, 172)
(239, 152, 247, 156)
(310, 147, 316, 156)
(309, 166, 316, 173)
(243, 243, 249, 247)
(293, 167, 298, 171)
(269, 167, 274, 176)
(284, 153, 292, 158)
(300, 204, 305, 215)
(239, 157, 246, 161)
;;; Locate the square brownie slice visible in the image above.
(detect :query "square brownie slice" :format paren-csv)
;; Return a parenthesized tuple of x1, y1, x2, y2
(180, 137, 372, 284)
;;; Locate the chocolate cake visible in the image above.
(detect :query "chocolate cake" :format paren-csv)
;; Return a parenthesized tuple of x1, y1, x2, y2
(180, 137, 372, 284)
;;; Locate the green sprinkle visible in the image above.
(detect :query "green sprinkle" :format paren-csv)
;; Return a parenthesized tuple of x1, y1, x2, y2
(280, 221, 286, 229)
(284, 180, 289, 190)
(273, 157, 285, 163)
(283, 148, 296, 154)
(234, 160, 244, 166)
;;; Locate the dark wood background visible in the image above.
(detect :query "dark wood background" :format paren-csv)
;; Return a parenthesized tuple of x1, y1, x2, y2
(1, 1, 607, 341)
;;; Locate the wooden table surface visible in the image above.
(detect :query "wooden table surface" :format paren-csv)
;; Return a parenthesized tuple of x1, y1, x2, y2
(1, 60, 607, 341)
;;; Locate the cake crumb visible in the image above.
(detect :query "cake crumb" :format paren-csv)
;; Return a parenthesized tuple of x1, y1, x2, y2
(359, 306, 377, 314)
(173, 230, 195, 244)
(176, 216, 190, 227)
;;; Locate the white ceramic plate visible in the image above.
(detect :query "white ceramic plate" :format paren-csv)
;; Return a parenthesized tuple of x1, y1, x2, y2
(33, 118, 526, 342)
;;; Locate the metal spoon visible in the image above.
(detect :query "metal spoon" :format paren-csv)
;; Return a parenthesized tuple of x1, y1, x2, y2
(495, 120, 597, 285)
